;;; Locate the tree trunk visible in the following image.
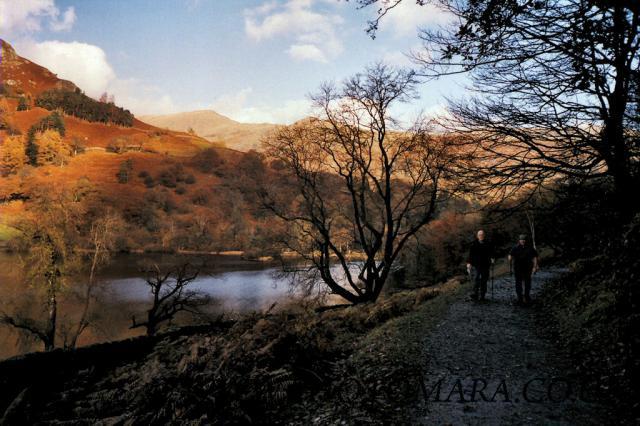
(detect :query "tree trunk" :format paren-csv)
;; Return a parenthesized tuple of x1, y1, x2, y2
(45, 280, 57, 351)
(146, 320, 157, 336)
(605, 4, 637, 218)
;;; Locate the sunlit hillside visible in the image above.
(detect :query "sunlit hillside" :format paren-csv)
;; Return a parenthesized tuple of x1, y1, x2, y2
(139, 110, 278, 152)
(0, 38, 283, 255)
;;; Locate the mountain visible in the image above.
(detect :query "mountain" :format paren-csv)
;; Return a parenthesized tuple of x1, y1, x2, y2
(139, 110, 278, 152)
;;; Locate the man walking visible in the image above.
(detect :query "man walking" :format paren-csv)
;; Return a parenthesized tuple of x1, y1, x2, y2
(466, 230, 494, 301)
(508, 234, 539, 305)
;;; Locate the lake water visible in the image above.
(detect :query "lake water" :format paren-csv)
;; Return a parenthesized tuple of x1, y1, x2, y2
(104, 264, 297, 311)
(0, 252, 315, 358)
(0, 252, 304, 311)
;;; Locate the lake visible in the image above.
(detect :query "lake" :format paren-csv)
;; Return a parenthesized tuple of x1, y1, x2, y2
(0, 252, 318, 359)
(92, 253, 302, 311)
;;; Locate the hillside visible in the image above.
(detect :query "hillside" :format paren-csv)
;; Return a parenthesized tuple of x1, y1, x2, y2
(0, 39, 213, 153)
(139, 110, 278, 152)
(0, 38, 282, 257)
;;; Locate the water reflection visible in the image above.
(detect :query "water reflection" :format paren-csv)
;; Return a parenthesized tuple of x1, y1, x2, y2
(105, 267, 295, 312)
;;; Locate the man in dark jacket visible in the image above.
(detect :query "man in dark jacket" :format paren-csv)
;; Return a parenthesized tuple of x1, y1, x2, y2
(508, 234, 539, 305)
(466, 230, 494, 301)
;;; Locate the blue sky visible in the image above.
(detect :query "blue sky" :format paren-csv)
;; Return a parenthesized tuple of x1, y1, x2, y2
(0, 0, 466, 123)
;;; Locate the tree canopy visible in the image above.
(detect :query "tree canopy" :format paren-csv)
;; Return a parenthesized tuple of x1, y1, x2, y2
(356, 0, 640, 214)
(36, 89, 134, 127)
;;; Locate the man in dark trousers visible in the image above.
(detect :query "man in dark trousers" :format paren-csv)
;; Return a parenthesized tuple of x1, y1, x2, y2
(508, 234, 539, 305)
(466, 230, 494, 301)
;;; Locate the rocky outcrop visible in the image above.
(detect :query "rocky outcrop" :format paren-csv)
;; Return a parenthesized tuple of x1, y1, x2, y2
(1, 39, 19, 62)
(1, 38, 79, 96)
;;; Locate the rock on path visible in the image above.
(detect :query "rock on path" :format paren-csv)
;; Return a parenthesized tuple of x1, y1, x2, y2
(411, 269, 605, 425)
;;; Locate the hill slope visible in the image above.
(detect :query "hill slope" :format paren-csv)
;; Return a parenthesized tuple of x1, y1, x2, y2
(0, 38, 277, 258)
(139, 110, 278, 152)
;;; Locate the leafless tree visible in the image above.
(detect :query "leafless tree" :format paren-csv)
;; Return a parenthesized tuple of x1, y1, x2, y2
(263, 63, 462, 304)
(352, 0, 640, 215)
(66, 213, 122, 349)
(131, 263, 209, 336)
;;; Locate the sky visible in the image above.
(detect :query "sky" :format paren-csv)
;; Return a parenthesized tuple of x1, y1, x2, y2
(0, 0, 466, 124)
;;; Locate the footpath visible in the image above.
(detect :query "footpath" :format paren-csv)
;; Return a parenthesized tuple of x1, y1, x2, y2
(411, 269, 607, 425)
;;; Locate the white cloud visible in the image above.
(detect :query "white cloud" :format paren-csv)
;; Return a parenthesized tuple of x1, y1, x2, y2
(287, 44, 327, 63)
(16, 39, 179, 115)
(49, 6, 75, 32)
(379, 1, 450, 38)
(244, 0, 343, 63)
(207, 87, 310, 124)
(0, 0, 76, 35)
(18, 40, 116, 97)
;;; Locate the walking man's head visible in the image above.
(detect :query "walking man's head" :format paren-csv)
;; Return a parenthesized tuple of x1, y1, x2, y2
(477, 230, 485, 241)
(518, 234, 527, 245)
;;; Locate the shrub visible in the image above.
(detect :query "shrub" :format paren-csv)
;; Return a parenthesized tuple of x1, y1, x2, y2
(158, 169, 177, 188)
(143, 175, 155, 188)
(17, 96, 29, 111)
(144, 189, 177, 213)
(106, 137, 129, 154)
(117, 159, 134, 184)
(31, 111, 66, 136)
(190, 188, 210, 206)
(192, 148, 224, 174)
(70, 136, 86, 155)
(25, 127, 39, 166)
(123, 204, 159, 232)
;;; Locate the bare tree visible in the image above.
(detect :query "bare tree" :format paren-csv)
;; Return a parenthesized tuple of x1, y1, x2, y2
(352, 0, 640, 215)
(263, 63, 461, 304)
(66, 212, 122, 349)
(131, 263, 209, 336)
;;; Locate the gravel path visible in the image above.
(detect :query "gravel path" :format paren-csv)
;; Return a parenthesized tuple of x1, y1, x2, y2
(411, 269, 606, 425)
